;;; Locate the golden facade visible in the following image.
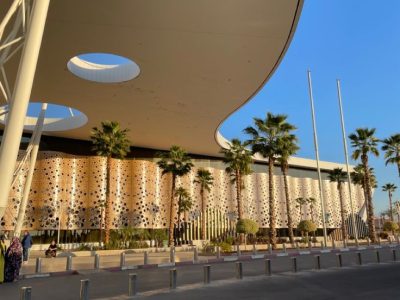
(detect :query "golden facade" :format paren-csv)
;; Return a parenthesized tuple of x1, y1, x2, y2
(1, 151, 365, 231)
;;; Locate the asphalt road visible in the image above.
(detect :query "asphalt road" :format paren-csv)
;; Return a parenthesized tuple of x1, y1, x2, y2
(1, 247, 399, 299)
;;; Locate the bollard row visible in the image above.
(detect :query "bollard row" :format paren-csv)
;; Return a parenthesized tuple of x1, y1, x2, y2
(25, 250, 389, 300)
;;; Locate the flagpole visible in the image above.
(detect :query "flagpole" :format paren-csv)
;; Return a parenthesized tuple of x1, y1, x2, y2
(307, 70, 328, 248)
(336, 79, 359, 245)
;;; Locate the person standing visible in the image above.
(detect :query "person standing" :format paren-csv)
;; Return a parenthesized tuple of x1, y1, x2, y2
(0, 235, 6, 284)
(21, 231, 33, 262)
(4, 237, 22, 282)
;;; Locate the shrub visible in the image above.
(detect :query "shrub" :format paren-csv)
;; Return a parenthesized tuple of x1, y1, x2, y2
(383, 221, 399, 232)
(218, 242, 232, 253)
(225, 236, 235, 245)
(152, 229, 168, 247)
(236, 219, 259, 235)
(379, 232, 389, 239)
(297, 220, 317, 233)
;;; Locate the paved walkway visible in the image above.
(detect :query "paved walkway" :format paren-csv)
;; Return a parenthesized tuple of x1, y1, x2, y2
(1, 245, 398, 299)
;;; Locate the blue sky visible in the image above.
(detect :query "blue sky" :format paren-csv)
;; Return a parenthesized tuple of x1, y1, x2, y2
(220, 0, 400, 214)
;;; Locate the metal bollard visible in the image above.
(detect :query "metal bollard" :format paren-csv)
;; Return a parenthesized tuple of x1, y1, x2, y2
(193, 247, 198, 262)
(170, 247, 175, 264)
(393, 249, 397, 261)
(236, 262, 243, 280)
(320, 241, 324, 249)
(378, 236, 381, 246)
(236, 244, 241, 256)
(265, 259, 271, 276)
(367, 237, 370, 247)
(292, 257, 297, 273)
(35, 258, 42, 274)
(376, 250, 381, 263)
(94, 254, 100, 269)
(332, 239, 336, 249)
(282, 243, 286, 253)
(20, 287, 32, 300)
(80, 279, 90, 300)
(268, 243, 273, 255)
(357, 252, 362, 265)
(252, 244, 257, 255)
(66, 256, 72, 271)
(308, 240, 312, 251)
(343, 240, 348, 249)
(389, 236, 392, 244)
(128, 273, 137, 297)
(315, 255, 321, 270)
(169, 269, 177, 289)
(120, 252, 126, 268)
(295, 241, 299, 251)
(216, 246, 221, 259)
(144, 251, 148, 265)
(203, 265, 211, 284)
(337, 254, 342, 267)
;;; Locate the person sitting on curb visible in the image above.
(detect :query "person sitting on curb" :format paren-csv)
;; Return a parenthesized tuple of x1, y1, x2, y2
(45, 240, 57, 258)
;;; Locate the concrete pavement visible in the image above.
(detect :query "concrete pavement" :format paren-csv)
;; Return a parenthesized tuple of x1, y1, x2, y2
(1, 246, 399, 299)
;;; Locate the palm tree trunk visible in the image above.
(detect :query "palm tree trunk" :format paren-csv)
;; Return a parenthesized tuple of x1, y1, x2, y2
(177, 206, 181, 245)
(361, 186, 369, 222)
(169, 174, 176, 247)
(281, 165, 294, 245)
(201, 188, 206, 240)
(338, 183, 347, 241)
(236, 169, 242, 220)
(397, 162, 400, 179)
(362, 155, 376, 242)
(268, 157, 277, 249)
(104, 157, 112, 244)
(389, 191, 394, 222)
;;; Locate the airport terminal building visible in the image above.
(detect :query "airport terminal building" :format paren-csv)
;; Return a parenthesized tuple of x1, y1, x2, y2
(0, 1, 367, 240)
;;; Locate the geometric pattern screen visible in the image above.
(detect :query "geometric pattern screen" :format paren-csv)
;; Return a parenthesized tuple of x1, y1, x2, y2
(1, 151, 366, 231)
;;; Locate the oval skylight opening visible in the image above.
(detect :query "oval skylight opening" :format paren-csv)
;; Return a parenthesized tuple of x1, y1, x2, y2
(67, 53, 140, 83)
(0, 102, 88, 132)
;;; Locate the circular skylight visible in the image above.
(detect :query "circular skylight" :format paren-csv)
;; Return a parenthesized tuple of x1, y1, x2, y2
(0, 102, 88, 132)
(67, 53, 140, 83)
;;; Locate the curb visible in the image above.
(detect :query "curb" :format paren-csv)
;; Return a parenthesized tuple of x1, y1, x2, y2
(19, 244, 400, 279)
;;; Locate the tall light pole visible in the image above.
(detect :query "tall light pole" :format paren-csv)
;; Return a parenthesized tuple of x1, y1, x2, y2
(307, 70, 328, 248)
(336, 80, 359, 245)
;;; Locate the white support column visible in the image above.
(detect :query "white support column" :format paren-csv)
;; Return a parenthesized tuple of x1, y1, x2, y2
(0, 0, 50, 219)
(14, 102, 47, 237)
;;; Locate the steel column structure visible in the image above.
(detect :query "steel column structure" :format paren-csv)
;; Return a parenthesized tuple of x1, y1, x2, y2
(0, 0, 50, 219)
(14, 102, 47, 236)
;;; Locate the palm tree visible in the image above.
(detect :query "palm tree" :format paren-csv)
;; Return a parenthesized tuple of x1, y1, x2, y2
(349, 128, 379, 242)
(382, 183, 397, 222)
(307, 197, 317, 222)
(220, 139, 253, 221)
(393, 201, 400, 223)
(90, 121, 130, 244)
(175, 187, 193, 244)
(244, 113, 296, 248)
(351, 164, 377, 220)
(157, 146, 193, 246)
(295, 197, 308, 220)
(382, 134, 400, 177)
(328, 168, 348, 241)
(194, 168, 214, 240)
(277, 135, 299, 244)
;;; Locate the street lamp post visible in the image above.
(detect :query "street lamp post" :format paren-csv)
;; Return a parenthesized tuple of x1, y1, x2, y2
(307, 70, 328, 248)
